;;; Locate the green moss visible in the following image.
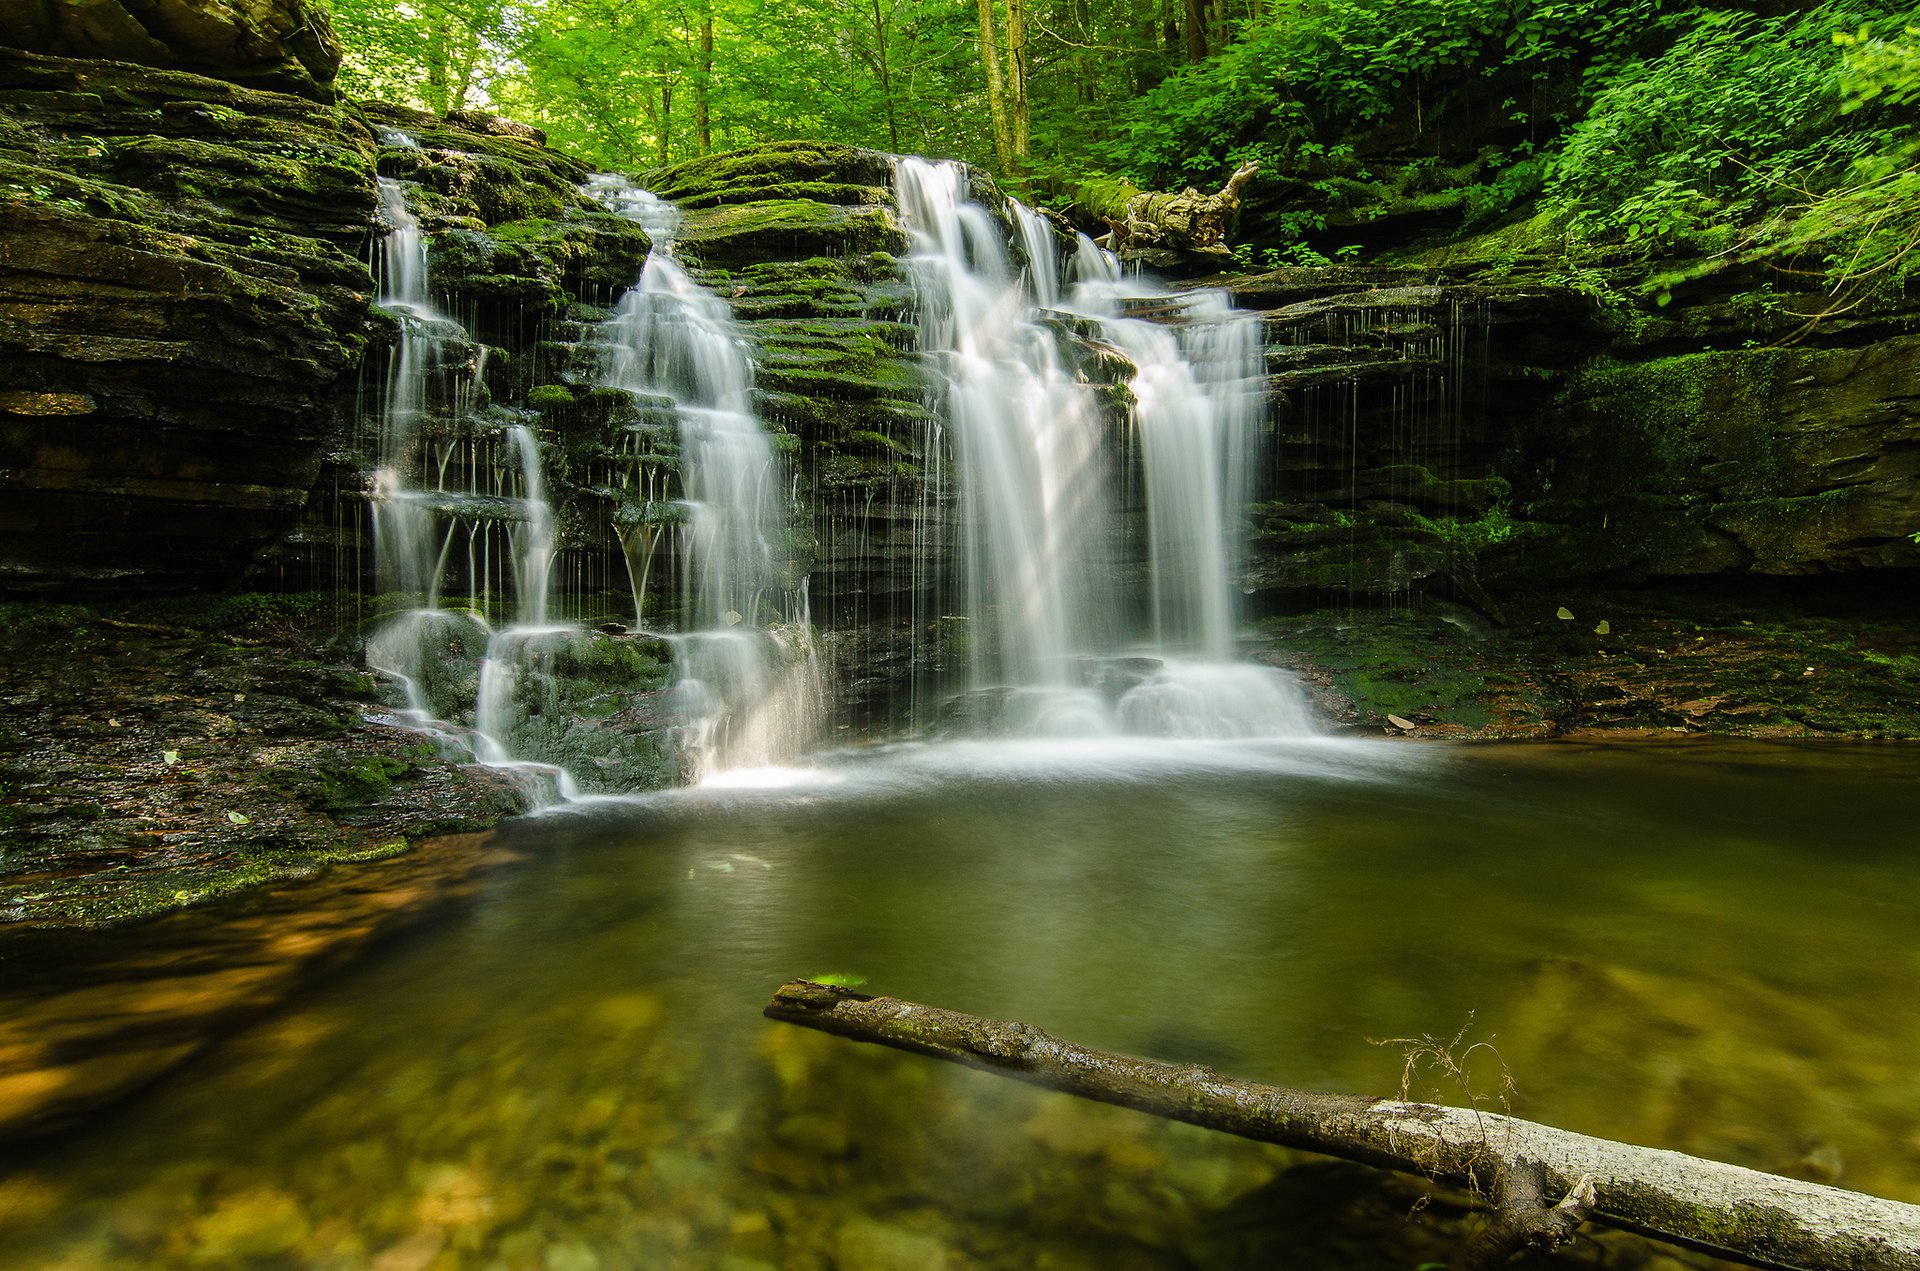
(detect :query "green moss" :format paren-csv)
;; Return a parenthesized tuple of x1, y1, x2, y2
(1709, 487, 1865, 570)
(1066, 175, 1145, 222)
(642, 141, 896, 205)
(129, 591, 334, 636)
(527, 383, 576, 412)
(1410, 505, 1526, 556)
(269, 754, 416, 812)
(677, 199, 905, 266)
(1562, 349, 1792, 486)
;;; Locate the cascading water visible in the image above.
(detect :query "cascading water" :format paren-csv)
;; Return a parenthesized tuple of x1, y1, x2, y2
(364, 170, 587, 804)
(592, 177, 823, 780)
(897, 157, 1312, 738)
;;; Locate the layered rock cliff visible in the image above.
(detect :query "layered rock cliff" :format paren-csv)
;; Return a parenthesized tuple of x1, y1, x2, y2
(0, 33, 1914, 737)
(0, 48, 373, 590)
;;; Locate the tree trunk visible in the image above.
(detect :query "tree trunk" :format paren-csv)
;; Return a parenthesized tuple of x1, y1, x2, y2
(871, 0, 901, 152)
(656, 81, 672, 165)
(1072, 161, 1258, 256)
(424, 13, 450, 114)
(1183, 0, 1209, 62)
(765, 980, 1920, 1271)
(449, 28, 480, 113)
(974, 0, 1013, 172)
(695, 11, 714, 154)
(1006, 0, 1030, 164)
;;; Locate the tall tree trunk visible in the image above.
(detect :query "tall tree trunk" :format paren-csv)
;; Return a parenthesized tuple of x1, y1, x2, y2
(424, 13, 451, 114)
(975, 0, 1014, 172)
(871, 0, 901, 152)
(1072, 0, 1095, 106)
(450, 32, 480, 112)
(656, 81, 672, 165)
(695, 12, 714, 154)
(1006, 0, 1030, 164)
(1183, 0, 1210, 62)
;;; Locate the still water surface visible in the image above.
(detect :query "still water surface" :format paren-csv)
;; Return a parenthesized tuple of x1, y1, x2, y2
(3, 740, 1917, 1269)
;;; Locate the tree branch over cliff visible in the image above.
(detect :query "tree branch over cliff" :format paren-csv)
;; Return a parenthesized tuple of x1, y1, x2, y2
(764, 979, 1920, 1271)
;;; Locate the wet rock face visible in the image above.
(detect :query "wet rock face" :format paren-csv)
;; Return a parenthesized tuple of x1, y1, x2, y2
(638, 142, 934, 630)
(1207, 270, 1602, 603)
(0, 0, 341, 101)
(0, 61, 657, 596)
(1219, 266, 1920, 602)
(1497, 337, 1920, 584)
(0, 49, 378, 591)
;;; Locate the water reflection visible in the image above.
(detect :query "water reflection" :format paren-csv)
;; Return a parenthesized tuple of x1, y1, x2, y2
(2, 741, 1917, 1269)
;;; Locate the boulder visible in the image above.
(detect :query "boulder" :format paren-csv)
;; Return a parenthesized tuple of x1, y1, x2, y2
(0, 0, 340, 101)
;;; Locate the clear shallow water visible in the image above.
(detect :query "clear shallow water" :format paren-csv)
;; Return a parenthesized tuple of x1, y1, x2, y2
(3, 741, 1919, 1269)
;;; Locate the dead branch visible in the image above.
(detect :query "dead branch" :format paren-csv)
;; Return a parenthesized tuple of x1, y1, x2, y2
(764, 979, 1920, 1271)
(1076, 162, 1259, 256)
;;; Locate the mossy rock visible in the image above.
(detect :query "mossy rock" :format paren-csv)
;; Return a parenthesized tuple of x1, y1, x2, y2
(425, 213, 650, 305)
(676, 199, 906, 267)
(0, 49, 379, 588)
(641, 141, 897, 206)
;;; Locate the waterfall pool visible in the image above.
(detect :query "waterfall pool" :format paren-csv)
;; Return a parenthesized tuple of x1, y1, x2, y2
(1, 739, 1916, 1269)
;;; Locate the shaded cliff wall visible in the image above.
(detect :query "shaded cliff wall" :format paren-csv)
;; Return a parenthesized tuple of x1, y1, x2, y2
(0, 46, 655, 597)
(2, 37, 1913, 617)
(0, 48, 375, 590)
(0, 0, 339, 100)
(1199, 271, 1920, 610)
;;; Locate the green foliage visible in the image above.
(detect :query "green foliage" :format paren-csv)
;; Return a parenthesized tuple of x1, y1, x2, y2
(1091, 0, 1662, 188)
(1545, 2, 1920, 314)
(329, 0, 509, 113)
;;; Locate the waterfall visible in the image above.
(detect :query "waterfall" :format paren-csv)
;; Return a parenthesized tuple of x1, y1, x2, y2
(897, 158, 1312, 738)
(362, 169, 584, 805)
(593, 176, 824, 780)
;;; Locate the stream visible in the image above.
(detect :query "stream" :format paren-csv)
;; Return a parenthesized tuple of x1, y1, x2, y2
(2, 738, 1916, 1269)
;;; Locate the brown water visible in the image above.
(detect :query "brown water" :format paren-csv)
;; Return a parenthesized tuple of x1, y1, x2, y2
(2, 739, 1917, 1269)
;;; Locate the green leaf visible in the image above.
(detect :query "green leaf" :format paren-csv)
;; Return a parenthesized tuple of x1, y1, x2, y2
(810, 972, 868, 988)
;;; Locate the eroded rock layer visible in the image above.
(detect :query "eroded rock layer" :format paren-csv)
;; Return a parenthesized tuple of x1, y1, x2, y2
(0, 49, 375, 589)
(0, 0, 339, 100)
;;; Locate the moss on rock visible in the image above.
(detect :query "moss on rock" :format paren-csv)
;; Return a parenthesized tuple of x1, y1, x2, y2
(676, 198, 906, 267)
(641, 141, 897, 206)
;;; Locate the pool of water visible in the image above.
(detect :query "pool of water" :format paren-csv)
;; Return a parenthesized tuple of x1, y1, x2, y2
(2, 739, 1917, 1269)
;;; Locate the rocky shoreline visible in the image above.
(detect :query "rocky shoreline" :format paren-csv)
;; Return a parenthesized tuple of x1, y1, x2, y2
(0, 596, 525, 930)
(3, 575, 1916, 937)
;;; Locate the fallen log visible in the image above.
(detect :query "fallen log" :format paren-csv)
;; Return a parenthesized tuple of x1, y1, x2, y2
(1071, 162, 1259, 257)
(764, 979, 1920, 1271)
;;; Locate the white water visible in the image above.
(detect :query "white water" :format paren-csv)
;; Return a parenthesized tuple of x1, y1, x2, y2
(897, 158, 1311, 739)
(364, 155, 1306, 803)
(593, 176, 824, 781)
(363, 171, 585, 805)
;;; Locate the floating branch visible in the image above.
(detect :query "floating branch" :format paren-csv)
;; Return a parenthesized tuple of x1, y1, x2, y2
(764, 979, 1920, 1271)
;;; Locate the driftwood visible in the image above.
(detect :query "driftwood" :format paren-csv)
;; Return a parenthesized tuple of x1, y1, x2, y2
(1077, 161, 1259, 255)
(764, 980, 1920, 1271)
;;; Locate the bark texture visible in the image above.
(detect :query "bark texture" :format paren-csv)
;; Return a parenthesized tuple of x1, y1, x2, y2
(1121, 159, 1255, 249)
(765, 979, 1920, 1271)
